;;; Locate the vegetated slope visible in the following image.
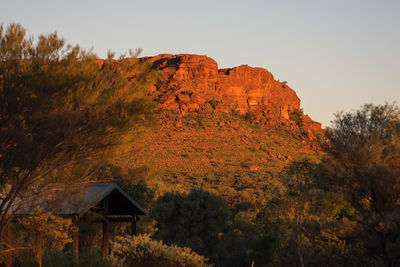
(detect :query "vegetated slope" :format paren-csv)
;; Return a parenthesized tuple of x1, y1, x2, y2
(126, 112, 322, 208)
(102, 54, 325, 209)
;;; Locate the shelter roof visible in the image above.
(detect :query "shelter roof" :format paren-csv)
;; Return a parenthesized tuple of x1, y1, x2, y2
(7, 182, 148, 217)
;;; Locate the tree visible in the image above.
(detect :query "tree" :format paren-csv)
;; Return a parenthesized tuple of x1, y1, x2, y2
(17, 212, 73, 266)
(323, 103, 400, 266)
(152, 189, 233, 264)
(257, 159, 320, 267)
(256, 157, 359, 267)
(0, 23, 158, 252)
(282, 159, 319, 267)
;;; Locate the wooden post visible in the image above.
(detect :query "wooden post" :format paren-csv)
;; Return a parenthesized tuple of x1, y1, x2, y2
(131, 214, 137, 236)
(102, 219, 109, 259)
(102, 197, 109, 259)
(35, 231, 43, 267)
(72, 215, 79, 265)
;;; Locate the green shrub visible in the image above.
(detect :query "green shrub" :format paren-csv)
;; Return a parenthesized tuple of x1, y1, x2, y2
(243, 111, 257, 123)
(152, 189, 233, 263)
(289, 109, 304, 128)
(110, 234, 211, 267)
(208, 100, 220, 110)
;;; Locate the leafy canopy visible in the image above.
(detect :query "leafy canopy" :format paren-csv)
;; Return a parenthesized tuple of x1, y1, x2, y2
(0, 23, 157, 238)
(323, 103, 400, 266)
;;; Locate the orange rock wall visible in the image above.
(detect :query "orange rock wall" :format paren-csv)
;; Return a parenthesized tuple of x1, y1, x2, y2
(98, 54, 322, 133)
(148, 54, 300, 121)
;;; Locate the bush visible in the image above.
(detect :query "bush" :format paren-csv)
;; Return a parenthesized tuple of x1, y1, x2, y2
(110, 234, 211, 267)
(243, 111, 257, 123)
(289, 109, 304, 128)
(152, 189, 233, 263)
(208, 100, 220, 110)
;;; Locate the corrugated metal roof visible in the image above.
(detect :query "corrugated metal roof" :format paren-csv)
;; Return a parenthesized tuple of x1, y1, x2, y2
(9, 182, 148, 216)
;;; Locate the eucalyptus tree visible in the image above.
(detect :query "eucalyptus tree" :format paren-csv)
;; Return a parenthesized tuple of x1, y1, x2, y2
(324, 103, 400, 266)
(0, 23, 157, 250)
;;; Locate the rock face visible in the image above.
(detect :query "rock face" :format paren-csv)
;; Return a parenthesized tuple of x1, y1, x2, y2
(147, 54, 302, 123)
(99, 54, 322, 132)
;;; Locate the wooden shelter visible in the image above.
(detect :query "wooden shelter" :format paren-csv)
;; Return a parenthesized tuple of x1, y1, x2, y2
(11, 182, 148, 265)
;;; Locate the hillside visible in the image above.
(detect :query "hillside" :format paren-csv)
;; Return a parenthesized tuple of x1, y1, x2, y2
(2, 22, 398, 267)
(103, 54, 325, 209)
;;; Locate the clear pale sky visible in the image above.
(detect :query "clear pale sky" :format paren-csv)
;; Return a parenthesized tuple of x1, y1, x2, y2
(1, 0, 399, 127)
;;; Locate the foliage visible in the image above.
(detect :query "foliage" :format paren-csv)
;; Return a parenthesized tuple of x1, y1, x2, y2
(122, 182, 155, 211)
(281, 159, 319, 267)
(248, 103, 400, 266)
(327, 102, 400, 168)
(0, 23, 157, 244)
(152, 189, 233, 264)
(127, 110, 321, 208)
(0, 212, 73, 266)
(322, 102, 400, 266)
(254, 157, 361, 267)
(230, 108, 241, 117)
(110, 234, 211, 267)
(18, 212, 73, 251)
(243, 111, 257, 123)
(208, 100, 220, 110)
(3, 22, 398, 267)
(289, 109, 304, 128)
(254, 159, 319, 266)
(96, 164, 156, 211)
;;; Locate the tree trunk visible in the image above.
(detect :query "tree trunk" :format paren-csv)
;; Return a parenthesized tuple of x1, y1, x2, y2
(131, 214, 137, 236)
(72, 215, 79, 265)
(5, 222, 13, 267)
(102, 219, 109, 259)
(296, 214, 305, 267)
(35, 231, 43, 267)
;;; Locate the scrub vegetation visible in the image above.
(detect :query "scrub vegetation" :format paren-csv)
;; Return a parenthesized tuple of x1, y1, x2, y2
(1, 24, 399, 267)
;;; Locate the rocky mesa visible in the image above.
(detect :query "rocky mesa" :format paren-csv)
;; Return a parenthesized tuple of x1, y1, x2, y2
(97, 53, 323, 135)
(100, 54, 325, 199)
(146, 54, 321, 132)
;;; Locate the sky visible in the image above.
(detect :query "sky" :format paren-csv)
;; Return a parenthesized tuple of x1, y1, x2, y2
(1, 0, 399, 127)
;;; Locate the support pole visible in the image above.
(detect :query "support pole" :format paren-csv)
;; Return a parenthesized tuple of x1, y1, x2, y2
(102, 219, 109, 259)
(35, 231, 43, 267)
(102, 197, 109, 259)
(131, 214, 137, 236)
(72, 215, 79, 265)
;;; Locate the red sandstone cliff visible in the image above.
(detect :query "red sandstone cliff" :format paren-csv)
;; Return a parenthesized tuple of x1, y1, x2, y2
(99, 54, 322, 133)
(147, 54, 321, 131)
(148, 54, 299, 120)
